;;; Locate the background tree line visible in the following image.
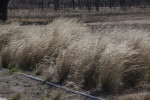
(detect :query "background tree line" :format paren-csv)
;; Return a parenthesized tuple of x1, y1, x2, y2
(8, 0, 150, 12)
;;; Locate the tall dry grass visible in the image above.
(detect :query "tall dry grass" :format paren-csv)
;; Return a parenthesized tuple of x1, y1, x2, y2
(116, 92, 150, 100)
(0, 19, 150, 92)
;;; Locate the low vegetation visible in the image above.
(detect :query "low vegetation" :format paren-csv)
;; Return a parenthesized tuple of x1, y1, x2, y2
(0, 19, 150, 99)
(9, 68, 23, 74)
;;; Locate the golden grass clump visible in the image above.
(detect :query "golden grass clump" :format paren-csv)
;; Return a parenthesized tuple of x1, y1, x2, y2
(53, 23, 150, 92)
(0, 19, 150, 93)
(0, 19, 88, 70)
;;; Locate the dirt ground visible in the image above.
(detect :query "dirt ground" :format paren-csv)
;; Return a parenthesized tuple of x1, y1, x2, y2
(0, 68, 85, 100)
(0, 68, 50, 100)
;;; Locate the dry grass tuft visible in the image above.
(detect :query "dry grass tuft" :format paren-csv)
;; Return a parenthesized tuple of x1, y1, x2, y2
(0, 19, 150, 93)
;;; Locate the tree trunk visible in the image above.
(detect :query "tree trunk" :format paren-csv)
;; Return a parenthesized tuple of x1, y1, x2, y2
(0, 0, 10, 21)
(79, 0, 81, 9)
(72, 0, 75, 9)
(109, 0, 112, 8)
(54, 0, 60, 11)
(95, 0, 100, 11)
(41, 0, 44, 11)
(87, 0, 92, 11)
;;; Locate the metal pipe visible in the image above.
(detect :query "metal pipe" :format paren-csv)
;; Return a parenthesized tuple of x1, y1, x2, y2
(18, 73, 104, 100)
